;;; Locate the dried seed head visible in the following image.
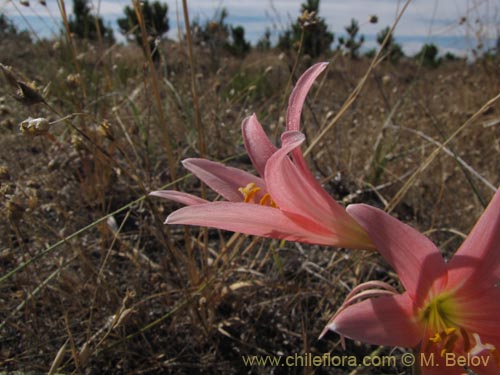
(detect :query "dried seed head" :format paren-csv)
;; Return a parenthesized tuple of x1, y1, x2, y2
(15, 82, 46, 106)
(98, 120, 114, 140)
(298, 10, 317, 28)
(0, 166, 10, 181)
(0, 64, 19, 88)
(19, 117, 50, 136)
(26, 188, 39, 210)
(39, 0, 46, 5)
(20, 0, 30, 6)
(369, 15, 378, 24)
(1, 64, 46, 106)
(66, 73, 81, 89)
(71, 134, 85, 150)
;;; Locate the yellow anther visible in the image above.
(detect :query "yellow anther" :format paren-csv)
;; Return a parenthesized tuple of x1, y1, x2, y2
(444, 327, 456, 336)
(429, 332, 441, 344)
(238, 183, 278, 207)
(428, 327, 460, 356)
(259, 193, 278, 208)
(238, 183, 261, 203)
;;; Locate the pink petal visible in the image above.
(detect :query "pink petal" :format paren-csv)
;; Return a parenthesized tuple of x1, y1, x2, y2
(182, 158, 266, 202)
(150, 190, 208, 206)
(346, 204, 447, 304)
(286, 62, 328, 132)
(286, 62, 328, 181)
(324, 293, 421, 347)
(447, 189, 500, 290)
(265, 131, 321, 218)
(454, 286, 500, 336)
(265, 131, 374, 250)
(241, 114, 277, 177)
(166, 202, 339, 245)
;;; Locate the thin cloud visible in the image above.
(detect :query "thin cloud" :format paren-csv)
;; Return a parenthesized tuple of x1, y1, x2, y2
(2, 0, 499, 54)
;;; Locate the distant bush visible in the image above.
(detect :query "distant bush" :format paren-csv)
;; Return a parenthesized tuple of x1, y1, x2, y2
(364, 48, 377, 58)
(444, 52, 459, 61)
(1, 14, 18, 36)
(68, 0, 114, 43)
(191, 8, 251, 61)
(192, 8, 228, 53)
(338, 19, 364, 59)
(117, 0, 169, 62)
(414, 43, 441, 68)
(277, 0, 334, 58)
(228, 26, 251, 57)
(256, 28, 272, 51)
(377, 26, 404, 63)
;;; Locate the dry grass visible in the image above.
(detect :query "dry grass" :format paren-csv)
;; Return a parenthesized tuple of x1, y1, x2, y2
(1, 12, 500, 375)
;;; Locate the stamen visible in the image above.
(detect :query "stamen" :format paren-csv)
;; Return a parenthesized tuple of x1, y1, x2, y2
(259, 193, 278, 208)
(238, 183, 278, 207)
(470, 333, 492, 355)
(428, 327, 459, 356)
(422, 293, 499, 366)
(444, 327, 456, 335)
(470, 333, 500, 366)
(443, 330, 458, 354)
(429, 332, 442, 344)
(460, 327, 470, 352)
(238, 183, 261, 203)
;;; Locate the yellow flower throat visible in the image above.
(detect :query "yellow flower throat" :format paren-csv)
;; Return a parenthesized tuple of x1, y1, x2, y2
(419, 292, 499, 366)
(238, 183, 277, 208)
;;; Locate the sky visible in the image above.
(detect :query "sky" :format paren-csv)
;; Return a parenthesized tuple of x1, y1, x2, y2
(2, 0, 499, 56)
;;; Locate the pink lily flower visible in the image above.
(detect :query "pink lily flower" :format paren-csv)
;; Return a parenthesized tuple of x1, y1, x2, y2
(321, 189, 500, 374)
(151, 63, 374, 250)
